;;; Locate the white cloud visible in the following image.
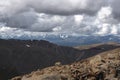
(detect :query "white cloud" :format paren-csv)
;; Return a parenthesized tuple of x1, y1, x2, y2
(74, 15, 84, 25)
(52, 27, 62, 32)
(96, 24, 110, 35)
(111, 25, 118, 34)
(97, 7, 112, 21)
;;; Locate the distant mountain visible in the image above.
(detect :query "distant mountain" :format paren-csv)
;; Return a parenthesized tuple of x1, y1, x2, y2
(0, 39, 119, 79)
(35, 35, 120, 46)
(1, 34, 120, 46)
(12, 46, 120, 80)
(48, 35, 120, 46)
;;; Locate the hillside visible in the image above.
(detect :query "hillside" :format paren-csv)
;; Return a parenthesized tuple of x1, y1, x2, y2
(0, 39, 119, 79)
(12, 48, 120, 80)
(0, 39, 80, 79)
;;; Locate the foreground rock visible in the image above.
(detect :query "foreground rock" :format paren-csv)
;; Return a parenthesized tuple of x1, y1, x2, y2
(12, 48, 120, 80)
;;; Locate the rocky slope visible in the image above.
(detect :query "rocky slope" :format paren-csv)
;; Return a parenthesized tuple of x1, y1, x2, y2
(12, 48, 120, 80)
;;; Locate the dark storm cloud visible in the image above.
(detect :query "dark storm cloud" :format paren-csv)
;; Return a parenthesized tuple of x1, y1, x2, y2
(5, 11, 38, 29)
(28, 0, 105, 16)
(0, 0, 106, 16)
(110, 0, 120, 20)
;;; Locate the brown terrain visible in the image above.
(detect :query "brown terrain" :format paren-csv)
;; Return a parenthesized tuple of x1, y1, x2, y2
(11, 42, 120, 80)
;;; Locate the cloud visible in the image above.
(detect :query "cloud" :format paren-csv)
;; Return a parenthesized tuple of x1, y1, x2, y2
(28, 0, 106, 15)
(110, 0, 120, 20)
(1, 0, 120, 39)
(0, 0, 28, 17)
(0, 26, 48, 39)
(4, 10, 38, 29)
(0, 0, 105, 16)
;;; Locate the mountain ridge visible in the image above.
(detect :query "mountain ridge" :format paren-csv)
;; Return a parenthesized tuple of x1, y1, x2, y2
(0, 39, 119, 79)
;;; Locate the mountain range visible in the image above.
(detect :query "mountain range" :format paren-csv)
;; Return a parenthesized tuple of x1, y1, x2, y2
(0, 39, 119, 79)
(5, 35, 120, 46)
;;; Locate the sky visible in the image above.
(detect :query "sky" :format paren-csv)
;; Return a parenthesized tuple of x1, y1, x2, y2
(0, 0, 120, 39)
